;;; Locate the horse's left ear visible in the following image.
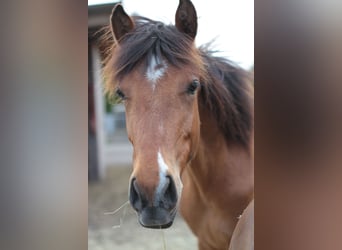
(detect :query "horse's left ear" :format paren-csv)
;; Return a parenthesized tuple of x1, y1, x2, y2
(110, 4, 134, 43)
(175, 0, 198, 40)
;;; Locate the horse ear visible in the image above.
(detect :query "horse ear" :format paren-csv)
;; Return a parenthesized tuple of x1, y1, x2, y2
(110, 4, 134, 43)
(175, 0, 198, 40)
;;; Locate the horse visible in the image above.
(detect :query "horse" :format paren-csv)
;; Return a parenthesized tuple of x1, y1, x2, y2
(103, 0, 254, 249)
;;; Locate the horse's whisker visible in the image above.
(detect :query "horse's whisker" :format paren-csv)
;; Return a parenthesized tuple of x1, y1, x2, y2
(169, 205, 178, 215)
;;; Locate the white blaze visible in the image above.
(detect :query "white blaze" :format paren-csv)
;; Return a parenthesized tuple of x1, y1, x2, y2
(146, 56, 167, 88)
(156, 149, 169, 200)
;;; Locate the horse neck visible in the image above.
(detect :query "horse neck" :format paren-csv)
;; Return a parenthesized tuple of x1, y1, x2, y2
(188, 103, 254, 206)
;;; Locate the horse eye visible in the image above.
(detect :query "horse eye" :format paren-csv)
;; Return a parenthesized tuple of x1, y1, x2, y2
(115, 88, 126, 99)
(187, 80, 200, 95)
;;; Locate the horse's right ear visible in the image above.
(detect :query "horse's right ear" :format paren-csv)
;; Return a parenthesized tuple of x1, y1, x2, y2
(110, 4, 134, 43)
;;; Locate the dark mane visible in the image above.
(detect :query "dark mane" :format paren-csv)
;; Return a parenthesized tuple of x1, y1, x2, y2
(102, 16, 253, 148)
(199, 47, 253, 147)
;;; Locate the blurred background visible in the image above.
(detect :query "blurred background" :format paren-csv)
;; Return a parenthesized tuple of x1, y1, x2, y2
(88, 0, 253, 249)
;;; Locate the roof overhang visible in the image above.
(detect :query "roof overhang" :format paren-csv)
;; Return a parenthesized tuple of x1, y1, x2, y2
(88, 2, 119, 29)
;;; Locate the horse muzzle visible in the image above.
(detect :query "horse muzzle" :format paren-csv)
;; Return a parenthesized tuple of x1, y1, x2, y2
(129, 176, 178, 229)
(139, 206, 176, 228)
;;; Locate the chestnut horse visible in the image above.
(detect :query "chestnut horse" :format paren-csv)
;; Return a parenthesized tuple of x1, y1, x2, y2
(103, 0, 254, 249)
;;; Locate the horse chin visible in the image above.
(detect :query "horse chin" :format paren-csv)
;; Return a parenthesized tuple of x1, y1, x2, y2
(140, 220, 174, 229)
(138, 207, 177, 229)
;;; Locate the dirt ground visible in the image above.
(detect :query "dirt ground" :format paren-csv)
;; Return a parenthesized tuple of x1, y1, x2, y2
(89, 166, 198, 250)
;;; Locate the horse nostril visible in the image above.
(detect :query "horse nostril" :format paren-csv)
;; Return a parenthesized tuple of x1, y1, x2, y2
(129, 178, 143, 211)
(163, 176, 178, 209)
(130, 176, 178, 212)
